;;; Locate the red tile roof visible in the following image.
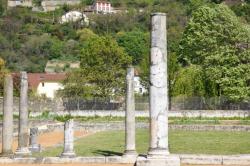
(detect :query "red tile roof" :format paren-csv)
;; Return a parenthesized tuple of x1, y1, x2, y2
(12, 73, 67, 90)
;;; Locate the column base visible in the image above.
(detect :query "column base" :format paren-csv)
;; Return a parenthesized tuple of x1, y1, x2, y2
(29, 144, 41, 152)
(123, 150, 138, 157)
(0, 150, 14, 158)
(15, 147, 31, 157)
(60, 151, 76, 158)
(136, 155, 180, 166)
(148, 148, 169, 158)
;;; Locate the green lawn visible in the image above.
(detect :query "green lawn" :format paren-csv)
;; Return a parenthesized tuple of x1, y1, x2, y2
(35, 129, 250, 157)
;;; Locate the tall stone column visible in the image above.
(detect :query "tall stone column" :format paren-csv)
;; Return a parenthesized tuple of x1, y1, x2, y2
(148, 12, 169, 157)
(15, 71, 31, 156)
(61, 119, 76, 158)
(123, 66, 137, 157)
(1, 74, 14, 156)
(136, 13, 180, 166)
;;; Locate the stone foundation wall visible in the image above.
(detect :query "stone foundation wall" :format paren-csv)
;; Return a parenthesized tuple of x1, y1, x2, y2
(30, 110, 250, 118)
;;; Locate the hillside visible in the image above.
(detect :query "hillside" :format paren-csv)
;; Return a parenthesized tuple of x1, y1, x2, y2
(0, 0, 249, 72)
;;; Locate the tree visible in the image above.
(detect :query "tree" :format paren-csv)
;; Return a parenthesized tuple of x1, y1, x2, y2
(63, 35, 132, 98)
(178, 4, 250, 102)
(116, 30, 149, 65)
(0, 0, 7, 16)
(172, 65, 205, 97)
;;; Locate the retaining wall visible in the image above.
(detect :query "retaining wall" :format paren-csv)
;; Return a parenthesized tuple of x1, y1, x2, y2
(29, 110, 250, 118)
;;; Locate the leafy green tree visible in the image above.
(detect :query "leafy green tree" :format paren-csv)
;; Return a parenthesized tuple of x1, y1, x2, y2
(172, 65, 205, 97)
(116, 30, 149, 65)
(64, 35, 132, 98)
(77, 28, 98, 43)
(178, 4, 250, 102)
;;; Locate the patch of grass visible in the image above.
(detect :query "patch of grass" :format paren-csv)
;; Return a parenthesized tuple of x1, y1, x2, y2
(35, 129, 250, 157)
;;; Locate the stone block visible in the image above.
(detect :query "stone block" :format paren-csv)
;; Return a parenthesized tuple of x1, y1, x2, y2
(180, 154, 222, 165)
(106, 155, 137, 164)
(136, 155, 180, 166)
(223, 155, 250, 165)
(43, 157, 106, 164)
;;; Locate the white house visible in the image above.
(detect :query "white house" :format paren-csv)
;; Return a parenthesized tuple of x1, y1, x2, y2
(13, 73, 67, 99)
(8, 0, 32, 7)
(60, 11, 89, 25)
(92, 0, 112, 14)
(134, 70, 147, 94)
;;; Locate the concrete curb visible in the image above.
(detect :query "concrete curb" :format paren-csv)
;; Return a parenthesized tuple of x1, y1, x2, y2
(0, 154, 249, 165)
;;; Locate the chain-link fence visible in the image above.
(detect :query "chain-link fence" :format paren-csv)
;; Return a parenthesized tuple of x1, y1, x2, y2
(2, 95, 250, 112)
(62, 98, 124, 111)
(134, 95, 250, 111)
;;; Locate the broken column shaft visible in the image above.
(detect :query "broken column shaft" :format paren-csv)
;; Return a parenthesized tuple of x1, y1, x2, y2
(15, 71, 31, 156)
(2, 74, 14, 156)
(123, 66, 137, 157)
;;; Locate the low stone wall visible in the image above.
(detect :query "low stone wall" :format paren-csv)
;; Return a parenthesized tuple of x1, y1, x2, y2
(29, 110, 250, 118)
(0, 155, 249, 165)
(0, 97, 64, 113)
(38, 122, 250, 133)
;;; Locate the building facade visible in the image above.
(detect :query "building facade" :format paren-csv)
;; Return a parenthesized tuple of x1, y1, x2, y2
(92, 0, 112, 14)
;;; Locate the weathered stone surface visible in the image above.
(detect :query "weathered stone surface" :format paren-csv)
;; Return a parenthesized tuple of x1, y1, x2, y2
(148, 12, 169, 157)
(15, 71, 31, 156)
(180, 154, 223, 165)
(2, 75, 14, 156)
(106, 156, 137, 164)
(136, 156, 180, 166)
(61, 119, 76, 158)
(222, 155, 250, 165)
(124, 67, 137, 157)
(43, 157, 105, 164)
(29, 128, 41, 152)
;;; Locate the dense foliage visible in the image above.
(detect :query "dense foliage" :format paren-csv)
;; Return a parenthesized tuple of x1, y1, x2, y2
(177, 4, 250, 102)
(62, 35, 131, 98)
(0, 0, 249, 100)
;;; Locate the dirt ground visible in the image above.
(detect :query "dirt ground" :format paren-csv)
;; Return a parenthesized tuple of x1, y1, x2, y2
(0, 130, 90, 151)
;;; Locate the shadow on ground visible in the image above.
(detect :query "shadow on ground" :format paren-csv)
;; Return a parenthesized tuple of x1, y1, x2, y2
(93, 150, 123, 156)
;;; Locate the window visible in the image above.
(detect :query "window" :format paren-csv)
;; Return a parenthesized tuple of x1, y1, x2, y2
(42, 82, 45, 87)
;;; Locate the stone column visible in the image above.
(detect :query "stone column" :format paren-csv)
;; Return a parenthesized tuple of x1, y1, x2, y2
(123, 66, 137, 157)
(29, 128, 41, 152)
(136, 12, 180, 166)
(61, 119, 76, 158)
(1, 74, 14, 156)
(148, 12, 169, 158)
(15, 71, 31, 156)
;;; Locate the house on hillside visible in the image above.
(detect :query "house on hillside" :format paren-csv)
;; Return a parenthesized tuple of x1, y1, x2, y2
(28, 73, 66, 98)
(8, 0, 32, 7)
(13, 73, 67, 98)
(60, 11, 89, 25)
(92, 0, 113, 14)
